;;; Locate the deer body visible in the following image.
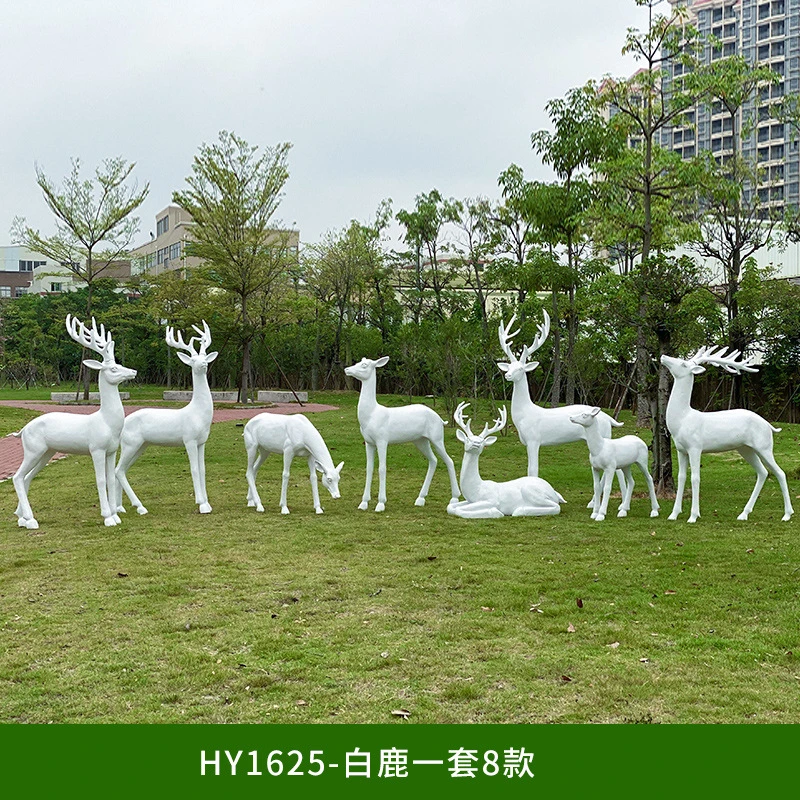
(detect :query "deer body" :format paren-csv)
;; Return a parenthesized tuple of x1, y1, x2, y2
(12, 316, 136, 529)
(344, 356, 460, 512)
(662, 349, 793, 523)
(570, 408, 659, 521)
(448, 403, 565, 518)
(115, 322, 217, 515)
(244, 412, 343, 514)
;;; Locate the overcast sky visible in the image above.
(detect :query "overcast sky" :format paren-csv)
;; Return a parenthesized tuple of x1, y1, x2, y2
(3, 0, 651, 251)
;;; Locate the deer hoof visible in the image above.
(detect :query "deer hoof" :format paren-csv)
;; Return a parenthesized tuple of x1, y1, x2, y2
(650, 509, 659, 517)
(594, 514, 605, 521)
(281, 507, 290, 515)
(199, 504, 212, 514)
(414, 497, 426, 507)
(136, 506, 148, 515)
(315, 507, 324, 515)
(358, 501, 369, 511)
(782, 513, 792, 521)
(24, 518, 39, 530)
(117, 505, 127, 514)
(617, 509, 628, 518)
(112, 514, 122, 524)
(256, 504, 264, 513)
(667, 513, 679, 521)
(17, 516, 28, 527)
(589, 512, 597, 520)
(737, 511, 749, 521)
(375, 502, 385, 513)
(688, 516, 698, 523)
(247, 499, 256, 507)
(585, 500, 594, 509)
(104, 516, 117, 527)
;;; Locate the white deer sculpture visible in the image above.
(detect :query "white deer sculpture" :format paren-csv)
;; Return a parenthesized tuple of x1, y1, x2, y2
(115, 321, 217, 516)
(447, 402, 565, 518)
(244, 412, 343, 515)
(569, 407, 660, 521)
(12, 315, 137, 529)
(497, 312, 627, 500)
(344, 356, 460, 512)
(661, 347, 793, 523)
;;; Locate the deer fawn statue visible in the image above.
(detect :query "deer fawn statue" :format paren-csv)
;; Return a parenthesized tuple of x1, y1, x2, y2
(497, 312, 627, 502)
(447, 402, 565, 518)
(244, 412, 343, 515)
(661, 347, 793, 523)
(344, 356, 460, 512)
(115, 321, 216, 515)
(570, 407, 659, 521)
(12, 316, 136, 529)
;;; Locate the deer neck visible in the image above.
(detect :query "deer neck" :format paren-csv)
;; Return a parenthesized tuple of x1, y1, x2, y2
(97, 372, 125, 424)
(356, 373, 379, 422)
(666, 374, 695, 432)
(510, 374, 537, 415)
(582, 423, 605, 455)
(459, 450, 484, 497)
(304, 423, 333, 470)
(187, 367, 213, 415)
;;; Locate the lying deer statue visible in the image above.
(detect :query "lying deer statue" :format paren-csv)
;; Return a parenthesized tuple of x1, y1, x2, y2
(115, 321, 216, 515)
(570, 407, 659, 521)
(244, 412, 343, 514)
(344, 356, 460, 512)
(447, 402, 565, 518)
(12, 315, 136, 529)
(662, 346, 793, 523)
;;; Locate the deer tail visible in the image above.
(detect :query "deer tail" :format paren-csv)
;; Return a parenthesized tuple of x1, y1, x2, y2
(771, 424, 782, 433)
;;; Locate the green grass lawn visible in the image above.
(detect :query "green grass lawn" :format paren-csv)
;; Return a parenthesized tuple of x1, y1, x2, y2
(1, 391, 799, 723)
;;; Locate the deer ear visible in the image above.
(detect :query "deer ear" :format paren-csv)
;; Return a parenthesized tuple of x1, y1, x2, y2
(335, 461, 344, 475)
(484, 436, 498, 446)
(314, 460, 324, 473)
(456, 429, 467, 443)
(82, 359, 103, 370)
(206, 351, 218, 363)
(496, 362, 509, 373)
(590, 406, 601, 417)
(524, 361, 539, 372)
(691, 365, 706, 375)
(375, 356, 389, 367)
(176, 351, 193, 365)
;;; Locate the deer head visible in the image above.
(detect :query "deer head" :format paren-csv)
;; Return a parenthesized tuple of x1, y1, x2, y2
(66, 315, 136, 384)
(454, 402, 507, 453)
(166, 320, 218, 373)
(569, 406, 602, 429)
(497, 311, 550, 382)
(316, 460, 344, 498)
(344, 356, 389, 382)
(661, 346, 758, 380)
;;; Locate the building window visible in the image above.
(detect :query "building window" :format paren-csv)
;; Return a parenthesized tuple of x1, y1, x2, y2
(771, 186, 784, 201)
(712, 137, 722, 152)
(771, 20, 784, 37)
(758, 146, 770, 161)
(0, 286, 10, 298)
(713, 8, 723, 22)
(723, 42, 736, 56)
(771, 123, 784, 139)
(683, 145, 695, 158)
(169, 242, 181, 261)
(157, 246, 169, 264)
(724, 4, 736, 17)
(712, 119, 723, 134)
(759, 44, 770, 59)
(772, 0, 785, 14)
(771, 165, 785, 181)
(771, 144, 784, 159)
(723, 23, 736, 38)
(758, 2, 770, 19)
(15, 287, 27, 297)
(758, 23, 770, 39)
(50, 282, 62, 293)
(758, 125, 770, 142)
(772, 82, 785, 98)
(156, 215, 169, 237)
(18, 260, 44, 272)
(772, 41, 785, 57)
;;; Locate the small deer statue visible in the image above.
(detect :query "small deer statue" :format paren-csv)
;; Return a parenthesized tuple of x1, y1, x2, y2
(447, 402, 565, 518)
(662, 347, 793, 523)
(498, 312, 627, 502)
(344, 356, 460, 512)
(12, 315, 137, 529)
(569, 407, 660, 521)
(244, 412, 343, 515)
(115, 321, 217, 515)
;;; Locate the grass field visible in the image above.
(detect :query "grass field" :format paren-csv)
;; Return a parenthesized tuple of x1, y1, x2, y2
(1, 390, 799, 723)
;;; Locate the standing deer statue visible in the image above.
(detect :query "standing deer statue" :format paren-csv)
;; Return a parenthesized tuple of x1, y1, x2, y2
(115, 321, 216, 515)
(344, 356, 460, 512)
(497, 311, 627, 500)
(12, 315, 136, 529)
(447, 402, 565, 518)
(244, 412, 343, 515)
(661, 347, 793, 523)
(570, 407, 659, 521)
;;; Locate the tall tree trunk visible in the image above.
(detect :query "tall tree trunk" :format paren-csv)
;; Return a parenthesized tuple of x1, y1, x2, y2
(82, 274, 94, 400)
(239, 293, 251, 403)
(565, 285, 577, 405)
(549, 289, 561, 407)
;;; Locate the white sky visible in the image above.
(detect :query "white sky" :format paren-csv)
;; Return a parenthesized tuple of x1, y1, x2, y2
(3, 0, 650, 251)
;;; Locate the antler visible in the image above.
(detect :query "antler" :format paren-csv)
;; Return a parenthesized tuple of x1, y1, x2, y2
(688, 346, 758, 374)
(498, 311, 550, 363)
(454, 401, 475, 438)
(479, 405, 507, 439)
(454, 402, 507, 440)
(167, 320, 212, 357)
(190, 320, 212, 355)
(66, 315, 114, 362)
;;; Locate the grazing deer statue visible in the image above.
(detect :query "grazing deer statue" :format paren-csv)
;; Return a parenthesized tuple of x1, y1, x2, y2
(344, 356, 460, 512)
(570, 407, 659, 521)
(244, 412, 343, 515)
(661, 347, 793, 523)
(12, 315, 136, 529)
(497, 311, 627, 501)
(115, 321, 216, 515)
(447, 402, 565, 518)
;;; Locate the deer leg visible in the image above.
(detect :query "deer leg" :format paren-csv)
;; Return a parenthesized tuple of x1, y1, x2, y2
(687, 449, 701, 523)
(15, 448, 56, 519)
(413, 439, 437, 507)
(375, 440, 388, 512)
(590, 467, 602, 519)
(106, 451, 121, 525)
(512, 502, 562, 517)
(280, 448, 294, 514)
(115, 442, 149, 515)
(358, 442, 375, 511)
(617, 466, 634, 517)
(245, 444, 266, 512)
(638, 457, 660, 517)
(91, 449, 116, 526)
(752, 446, 794, 521)
(615, 468, 628, 503)
(308, 455, 323, 514)
(527, 443, 540, 477)
(669, 450, 688, 520)
(737, 445, 769, 521)
(12, 446, 52, 528)
(197, 442, 211, 513)
(447, 500, 504, 519)
(595, 469, 614, 521)
(430, 436, 460, 504)
(185, 442, 211, 514)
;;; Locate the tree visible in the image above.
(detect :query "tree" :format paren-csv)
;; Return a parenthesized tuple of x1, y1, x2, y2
(13, 157, 149, 397)
(173, 130, 292, 403)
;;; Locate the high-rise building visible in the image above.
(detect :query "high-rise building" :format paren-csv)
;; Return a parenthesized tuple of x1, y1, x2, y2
(662, 0, 800, 215)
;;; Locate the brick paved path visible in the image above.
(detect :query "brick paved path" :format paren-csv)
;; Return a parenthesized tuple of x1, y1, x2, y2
(0, 400, 338, 481)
